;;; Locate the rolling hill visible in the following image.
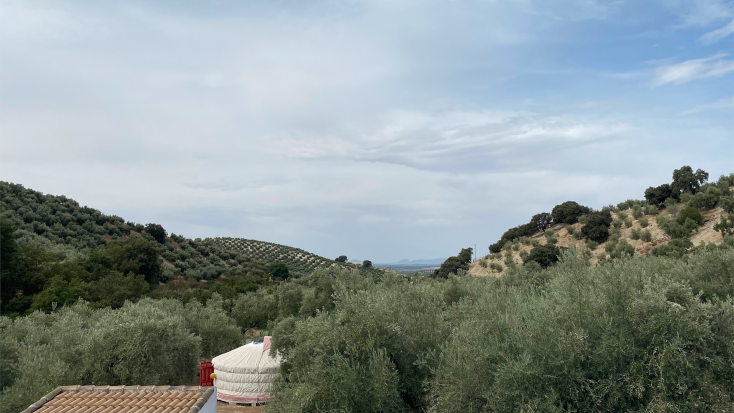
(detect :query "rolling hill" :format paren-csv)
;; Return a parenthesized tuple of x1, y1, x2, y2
(210, 237, 336, 277)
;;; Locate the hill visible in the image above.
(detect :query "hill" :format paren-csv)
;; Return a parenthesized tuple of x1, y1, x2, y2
(469, 167, 734, 277)
(0, 181, 342, 315)
(210, 237, 336, 277)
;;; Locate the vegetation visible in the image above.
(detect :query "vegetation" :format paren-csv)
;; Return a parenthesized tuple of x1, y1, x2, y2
(3, 168, 734, 412)
(551, 201, 590, 224)
(581, 210, 613, 243)
(523, 244, 560, 268)
(268, 246, 734, 412)
(210, 237, 337, 277)
(432, 248, 472, 278)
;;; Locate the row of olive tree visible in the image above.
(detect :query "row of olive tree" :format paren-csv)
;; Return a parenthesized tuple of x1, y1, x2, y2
(268, 245, 734, 412)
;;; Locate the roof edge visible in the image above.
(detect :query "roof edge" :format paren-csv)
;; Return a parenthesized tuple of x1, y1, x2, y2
(187, 387, 215, 413)
(20, 385, 214, 413)
(20, 387, 62, 413)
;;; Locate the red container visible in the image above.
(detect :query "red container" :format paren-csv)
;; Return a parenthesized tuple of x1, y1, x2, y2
(200, 361, 214, 386)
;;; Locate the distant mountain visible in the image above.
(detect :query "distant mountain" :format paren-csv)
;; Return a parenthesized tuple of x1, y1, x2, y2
(374, 258, 446, 268)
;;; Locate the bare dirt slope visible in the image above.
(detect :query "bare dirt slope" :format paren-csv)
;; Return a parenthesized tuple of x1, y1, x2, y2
(469, 205, 728, 278)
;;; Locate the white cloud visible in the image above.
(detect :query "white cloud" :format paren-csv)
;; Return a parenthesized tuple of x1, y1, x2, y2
(699, 19, 734, 43)
(652, 54, 734, 86)
(664, 0, 734, 27)
(681, 96, 734, 114)
(275, 110, 629, 172)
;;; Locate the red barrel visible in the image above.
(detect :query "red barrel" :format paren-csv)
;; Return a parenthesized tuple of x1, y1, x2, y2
(200, 361, 214, 386)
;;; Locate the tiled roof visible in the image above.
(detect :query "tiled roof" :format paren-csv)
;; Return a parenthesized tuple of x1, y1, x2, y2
(21, 386, 214, 413)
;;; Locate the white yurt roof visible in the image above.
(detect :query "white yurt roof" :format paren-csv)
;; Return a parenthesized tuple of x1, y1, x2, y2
(211, 337, 281, 404)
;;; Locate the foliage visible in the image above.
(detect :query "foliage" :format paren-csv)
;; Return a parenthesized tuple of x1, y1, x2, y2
(144, 223, 167, 244)
(581, 211, 613, 243)
(432, 248, 472, 278)
(270, 249, 734, 412)
(529, 213, 553, 232)
(363, 260, 373, 268)
(677, 206, 704, 226)
(269, 263, 290, 280)
(671, 165, 709, 196)
(551, 201, 591, 225)
(644, 184, 672, 205)
(0, 299, 219, 413)
(211, 237, 336, 278)
(714, 214, 734, 237)
(524, 244, 560, 268)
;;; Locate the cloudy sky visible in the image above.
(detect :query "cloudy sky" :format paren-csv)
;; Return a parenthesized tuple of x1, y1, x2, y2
(1, 0, 733, 263)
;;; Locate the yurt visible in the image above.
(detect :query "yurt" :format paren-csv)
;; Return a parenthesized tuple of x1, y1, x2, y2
(211, 337, 281, 405)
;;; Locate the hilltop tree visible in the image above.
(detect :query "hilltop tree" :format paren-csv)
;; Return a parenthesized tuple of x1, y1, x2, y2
(335, 255, 348, 263)
(644, 184, 673, 205)
(362, 260, 372, 268)
(144, 223, 167, 244)
(432, 248, 472, 279)
(529, 213, 553, 232)
(551, 201, 591, 225)
(672, 166, 709, 196)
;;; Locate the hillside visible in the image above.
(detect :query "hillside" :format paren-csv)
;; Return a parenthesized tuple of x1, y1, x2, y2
(210, 237, 336, 277)
(0, 181, 342, 315)
(469, 168, 734, 277)
(470, 204, 728, 277)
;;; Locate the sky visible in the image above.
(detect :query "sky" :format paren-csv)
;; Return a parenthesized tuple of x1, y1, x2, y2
(1, 0, 733, 263)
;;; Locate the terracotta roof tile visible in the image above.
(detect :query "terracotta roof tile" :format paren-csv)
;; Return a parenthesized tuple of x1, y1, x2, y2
(26, 386, 214, 413)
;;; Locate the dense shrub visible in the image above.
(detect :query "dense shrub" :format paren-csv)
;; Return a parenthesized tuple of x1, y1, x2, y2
(432, 248, 472, 278)
(524, 244, 561, 268)
(551, 201, 591, 225)
(144, 223, 167, 244)
(644, 184, 672, 205)
(269, 262, 290, 280)
(677, 206, 704, 226)
(581, 211, 613, 243)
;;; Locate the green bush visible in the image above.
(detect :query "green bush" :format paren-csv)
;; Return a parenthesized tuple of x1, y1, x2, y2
(585, 240, 599, 250)
(645, 184, 672, 205)
(623, 219, 633, 228)
(609, 240, 635, 259)
(433, 248, 472, 278)
(630, 228, 641, 240)
(524, 244, 561, 268)
(489, 262, 503, 272)
(551, 201, 591, 225)
(714, 214, 734, 237)
(652, 238, 693, 258)
(582, 211, 613, 243)
(677, 206, 704, 226)
(565, 225, 576, 235)
(721, 194, 734, 213)
(632, 207, 644, 220)
(641, 229, 652, 242)
(639, 217, 649, 228)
